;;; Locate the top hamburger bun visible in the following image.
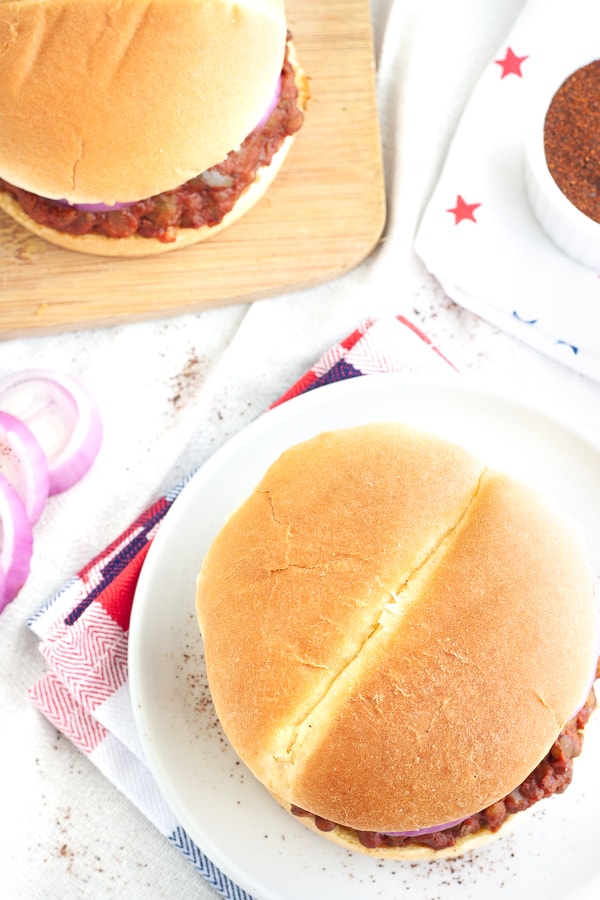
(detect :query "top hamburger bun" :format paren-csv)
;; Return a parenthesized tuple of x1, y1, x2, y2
(195, 422, 597, 858)
(0, 0, 288, 204)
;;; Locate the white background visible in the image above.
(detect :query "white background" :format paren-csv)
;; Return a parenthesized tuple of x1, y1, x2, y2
(3, 1, 600, 897)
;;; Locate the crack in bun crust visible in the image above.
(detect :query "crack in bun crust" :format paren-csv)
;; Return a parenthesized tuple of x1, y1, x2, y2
(195, 423, 596, 853)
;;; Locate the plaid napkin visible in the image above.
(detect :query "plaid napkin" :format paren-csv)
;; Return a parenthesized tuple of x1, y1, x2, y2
(413, 0, 600, 382)
(27, 314, 456, 900)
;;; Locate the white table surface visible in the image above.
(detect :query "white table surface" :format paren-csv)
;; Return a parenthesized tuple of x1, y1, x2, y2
(3, 0, 600, 897)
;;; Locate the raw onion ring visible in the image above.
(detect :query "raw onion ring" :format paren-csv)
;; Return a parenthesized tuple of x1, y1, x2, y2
(0, 369, 103, 495)
(381, 817, 468, 838)
(0, 472, 34, 609)
(254, 77, 282, 129)
(0, 410, 50, 523)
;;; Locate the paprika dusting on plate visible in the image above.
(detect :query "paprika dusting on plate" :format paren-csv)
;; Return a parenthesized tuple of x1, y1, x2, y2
(544, 60, 600, 223)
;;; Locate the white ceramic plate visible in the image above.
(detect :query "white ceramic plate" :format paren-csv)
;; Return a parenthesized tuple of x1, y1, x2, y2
(129, 374, 600, 900)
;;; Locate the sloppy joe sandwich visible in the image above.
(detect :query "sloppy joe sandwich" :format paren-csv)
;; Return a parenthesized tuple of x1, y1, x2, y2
(195, 422, 598, 859)
(0, 0, 308, 256)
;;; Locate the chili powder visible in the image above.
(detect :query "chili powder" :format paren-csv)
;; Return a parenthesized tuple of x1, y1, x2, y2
(544, 60, 600, 223)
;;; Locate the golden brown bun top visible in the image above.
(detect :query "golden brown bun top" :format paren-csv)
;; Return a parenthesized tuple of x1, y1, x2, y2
(0, 0, 287, 203)
(196, 423, 596, 833)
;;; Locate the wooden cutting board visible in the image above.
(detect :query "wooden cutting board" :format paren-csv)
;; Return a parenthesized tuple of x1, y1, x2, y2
(0, 0, 386, 338)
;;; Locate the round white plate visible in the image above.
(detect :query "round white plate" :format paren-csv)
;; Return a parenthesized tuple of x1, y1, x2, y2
(129, 374, 600, 900)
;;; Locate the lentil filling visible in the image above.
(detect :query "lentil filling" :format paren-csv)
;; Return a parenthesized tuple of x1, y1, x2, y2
(0, 39, 303, 243)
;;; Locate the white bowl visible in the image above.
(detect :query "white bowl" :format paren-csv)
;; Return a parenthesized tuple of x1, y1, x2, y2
(524, 55, 600, 270)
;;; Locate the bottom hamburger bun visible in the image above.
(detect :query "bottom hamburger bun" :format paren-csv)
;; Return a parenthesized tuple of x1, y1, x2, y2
(195, 423, 597, 857)
(0, 134, 297, 257)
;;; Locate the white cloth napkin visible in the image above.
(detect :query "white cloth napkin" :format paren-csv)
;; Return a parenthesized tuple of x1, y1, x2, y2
(414, 0, 600, 382)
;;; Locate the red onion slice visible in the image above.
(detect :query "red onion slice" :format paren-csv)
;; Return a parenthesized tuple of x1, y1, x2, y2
(569, 633, 600, 719)
(253, 77, 282, 130)
(0, 472, 34, 609)
(0, 410, 50, 523)
(54, 198, 136, 213)
(0, 370, 103, 495)
(382, 817, 468, 838)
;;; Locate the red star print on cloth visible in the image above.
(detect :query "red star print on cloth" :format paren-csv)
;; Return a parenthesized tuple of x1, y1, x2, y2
(447, 195, 481, 224)
(495, 47, 528, 78)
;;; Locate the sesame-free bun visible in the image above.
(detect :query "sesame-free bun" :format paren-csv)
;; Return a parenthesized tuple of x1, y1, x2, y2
(0, 0, 287, 205)
(195, 423, 596, 854)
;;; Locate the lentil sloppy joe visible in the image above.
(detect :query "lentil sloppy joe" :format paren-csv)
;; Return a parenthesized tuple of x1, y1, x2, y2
(0, 0, 308, 256)
(195, 423, 598, 860)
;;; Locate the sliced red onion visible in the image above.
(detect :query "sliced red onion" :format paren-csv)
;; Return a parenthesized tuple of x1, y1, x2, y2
(382, 816, 468, 838)
(0, 370, 103, 495)
(54, 198, 136, 213)
(0, 472, 34, 609)
(0, 410, 49, 524)
(569, 627, 600, 719)
(254, 77, 282, 130)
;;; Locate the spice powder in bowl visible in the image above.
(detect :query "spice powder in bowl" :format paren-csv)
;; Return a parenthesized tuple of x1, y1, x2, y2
(524, 57, 600, 269)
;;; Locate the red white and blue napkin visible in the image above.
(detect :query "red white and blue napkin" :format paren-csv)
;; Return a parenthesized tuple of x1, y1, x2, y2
(27, 315, 455, 900)
(413, 0, 600, 382)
